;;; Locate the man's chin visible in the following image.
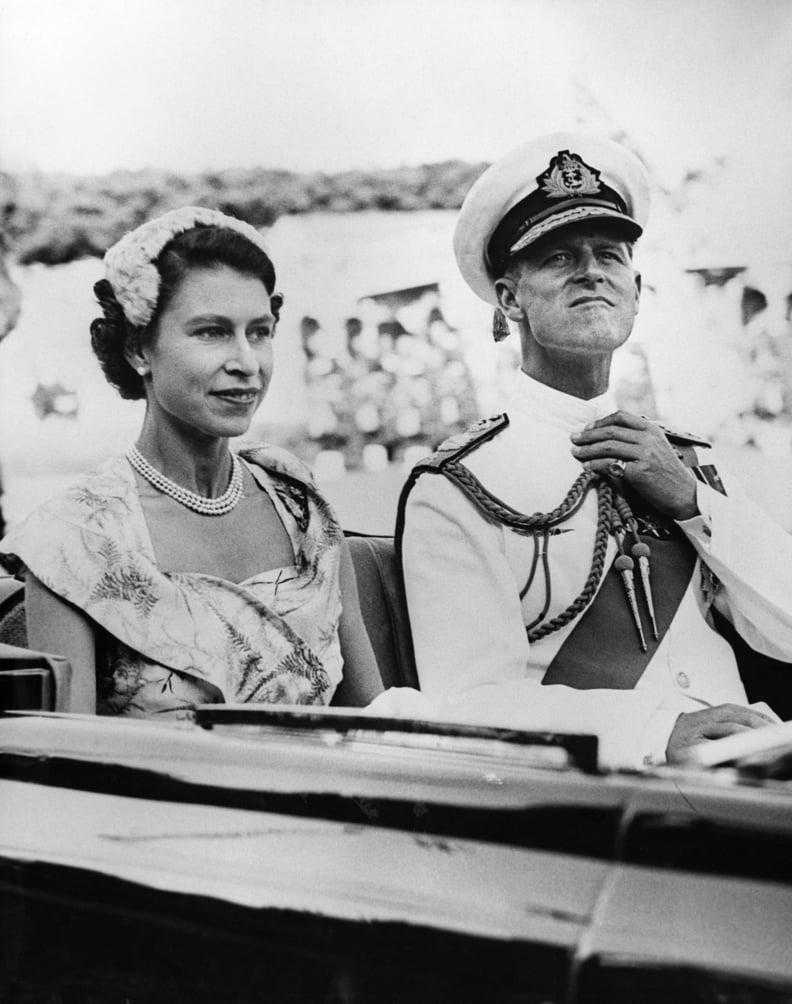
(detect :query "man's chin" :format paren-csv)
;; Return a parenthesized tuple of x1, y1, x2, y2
(558, 330, 632, 354)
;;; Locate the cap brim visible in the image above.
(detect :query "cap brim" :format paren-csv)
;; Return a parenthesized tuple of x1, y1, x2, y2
(509, 204, 643, 257)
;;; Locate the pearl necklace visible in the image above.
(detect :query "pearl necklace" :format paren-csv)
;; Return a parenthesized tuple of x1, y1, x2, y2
(127, 446, 244, 516)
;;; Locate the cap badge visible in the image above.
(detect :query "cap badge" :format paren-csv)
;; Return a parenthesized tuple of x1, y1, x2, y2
(539, 151, 602, 199)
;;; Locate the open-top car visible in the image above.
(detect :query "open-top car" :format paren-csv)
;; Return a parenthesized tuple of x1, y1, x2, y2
(1, 539, 791, 1004)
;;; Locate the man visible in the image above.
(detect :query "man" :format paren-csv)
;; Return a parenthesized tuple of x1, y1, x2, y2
(397, 132, 792, 769)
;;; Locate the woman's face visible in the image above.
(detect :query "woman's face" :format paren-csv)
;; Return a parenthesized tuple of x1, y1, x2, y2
(137, 265, 275, 442)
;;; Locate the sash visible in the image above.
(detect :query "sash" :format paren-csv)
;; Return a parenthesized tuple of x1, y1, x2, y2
(542, 438, 725, 690)
(541, 527, 697, 689)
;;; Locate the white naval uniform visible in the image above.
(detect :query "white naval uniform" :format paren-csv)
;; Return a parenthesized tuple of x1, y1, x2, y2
(401, 371, 792, 769)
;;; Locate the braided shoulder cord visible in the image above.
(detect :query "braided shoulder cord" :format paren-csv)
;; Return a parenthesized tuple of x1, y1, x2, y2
(441, 460, 615, 644)
(527, 478, 613, 642)
(443, 461, 597, 534)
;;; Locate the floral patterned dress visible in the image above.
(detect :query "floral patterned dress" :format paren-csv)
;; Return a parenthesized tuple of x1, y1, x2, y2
(0, 445, 345, 718)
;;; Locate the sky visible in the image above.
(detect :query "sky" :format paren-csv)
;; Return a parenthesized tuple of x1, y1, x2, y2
(1, 0, 792, 267)
(1, 0, 791, 189)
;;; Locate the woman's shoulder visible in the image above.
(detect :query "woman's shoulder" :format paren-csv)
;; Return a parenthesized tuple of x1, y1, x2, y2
(2, 454, 135, 548)
(32, 454, 134, 521)
(236, 442, 317, 489)
(0, 453, 139, 581)
(237, 442, 341, 540)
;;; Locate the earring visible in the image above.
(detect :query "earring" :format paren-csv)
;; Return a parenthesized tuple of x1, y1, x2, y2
(136, 366, 148, 376)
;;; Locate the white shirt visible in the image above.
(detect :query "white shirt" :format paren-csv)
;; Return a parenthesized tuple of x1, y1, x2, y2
(402, 371, 792, 768)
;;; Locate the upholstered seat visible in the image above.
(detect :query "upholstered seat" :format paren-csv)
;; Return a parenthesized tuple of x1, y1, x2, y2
(0, 575, 26, 649)
(345, 534, 418, 691)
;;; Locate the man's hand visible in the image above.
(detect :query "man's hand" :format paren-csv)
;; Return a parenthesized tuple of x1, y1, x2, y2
(666, 704, 775, 763)
(570, 411, 699, 520)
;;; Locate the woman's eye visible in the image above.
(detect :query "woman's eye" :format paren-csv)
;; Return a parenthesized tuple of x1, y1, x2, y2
(195, 326, 228, 340)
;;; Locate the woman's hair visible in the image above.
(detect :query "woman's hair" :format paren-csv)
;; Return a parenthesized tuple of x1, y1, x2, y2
(91, 224, 282, 400)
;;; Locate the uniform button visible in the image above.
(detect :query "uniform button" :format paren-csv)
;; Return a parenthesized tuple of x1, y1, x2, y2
(676, 671, 690, 689)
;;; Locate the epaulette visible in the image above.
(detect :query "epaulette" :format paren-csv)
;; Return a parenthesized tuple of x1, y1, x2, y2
(414, 413, 509, 473)
(653, 420, 711, 449)
(395, 414, 509, 550)
(650, 422, 726, 496)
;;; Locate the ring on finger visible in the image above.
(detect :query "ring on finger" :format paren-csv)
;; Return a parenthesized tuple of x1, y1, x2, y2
(608, 459, 627, 478)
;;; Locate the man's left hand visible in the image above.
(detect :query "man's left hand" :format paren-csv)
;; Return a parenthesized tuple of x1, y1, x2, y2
(570, 411, 699, 520)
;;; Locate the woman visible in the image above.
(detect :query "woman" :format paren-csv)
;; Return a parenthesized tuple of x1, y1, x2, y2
(0, 207, 383, 716)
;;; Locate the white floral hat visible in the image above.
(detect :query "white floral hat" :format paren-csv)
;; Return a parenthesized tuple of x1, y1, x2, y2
(103, 206, 272, 327)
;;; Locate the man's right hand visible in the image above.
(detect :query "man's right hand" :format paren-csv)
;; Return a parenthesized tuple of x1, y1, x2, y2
(666, 704, 776, 763)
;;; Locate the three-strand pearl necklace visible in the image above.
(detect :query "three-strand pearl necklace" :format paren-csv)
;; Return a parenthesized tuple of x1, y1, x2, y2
(127, 446, 244, 516)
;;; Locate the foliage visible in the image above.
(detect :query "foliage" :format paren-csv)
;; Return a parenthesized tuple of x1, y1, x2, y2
(0, 161, 488, 266)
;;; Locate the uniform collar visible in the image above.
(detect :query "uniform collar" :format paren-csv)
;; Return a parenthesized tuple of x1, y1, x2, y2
(507, 369, 617, 431)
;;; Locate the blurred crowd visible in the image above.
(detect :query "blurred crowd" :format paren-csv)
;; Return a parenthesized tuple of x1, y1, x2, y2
(1, 243, 792, 531)
(735, 283, 792, 455)
(300, 304, 479, 470)
(672, 268, 792, 456)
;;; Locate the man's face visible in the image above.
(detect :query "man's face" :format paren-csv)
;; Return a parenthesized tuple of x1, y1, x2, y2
(499, 222, 641, 359)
